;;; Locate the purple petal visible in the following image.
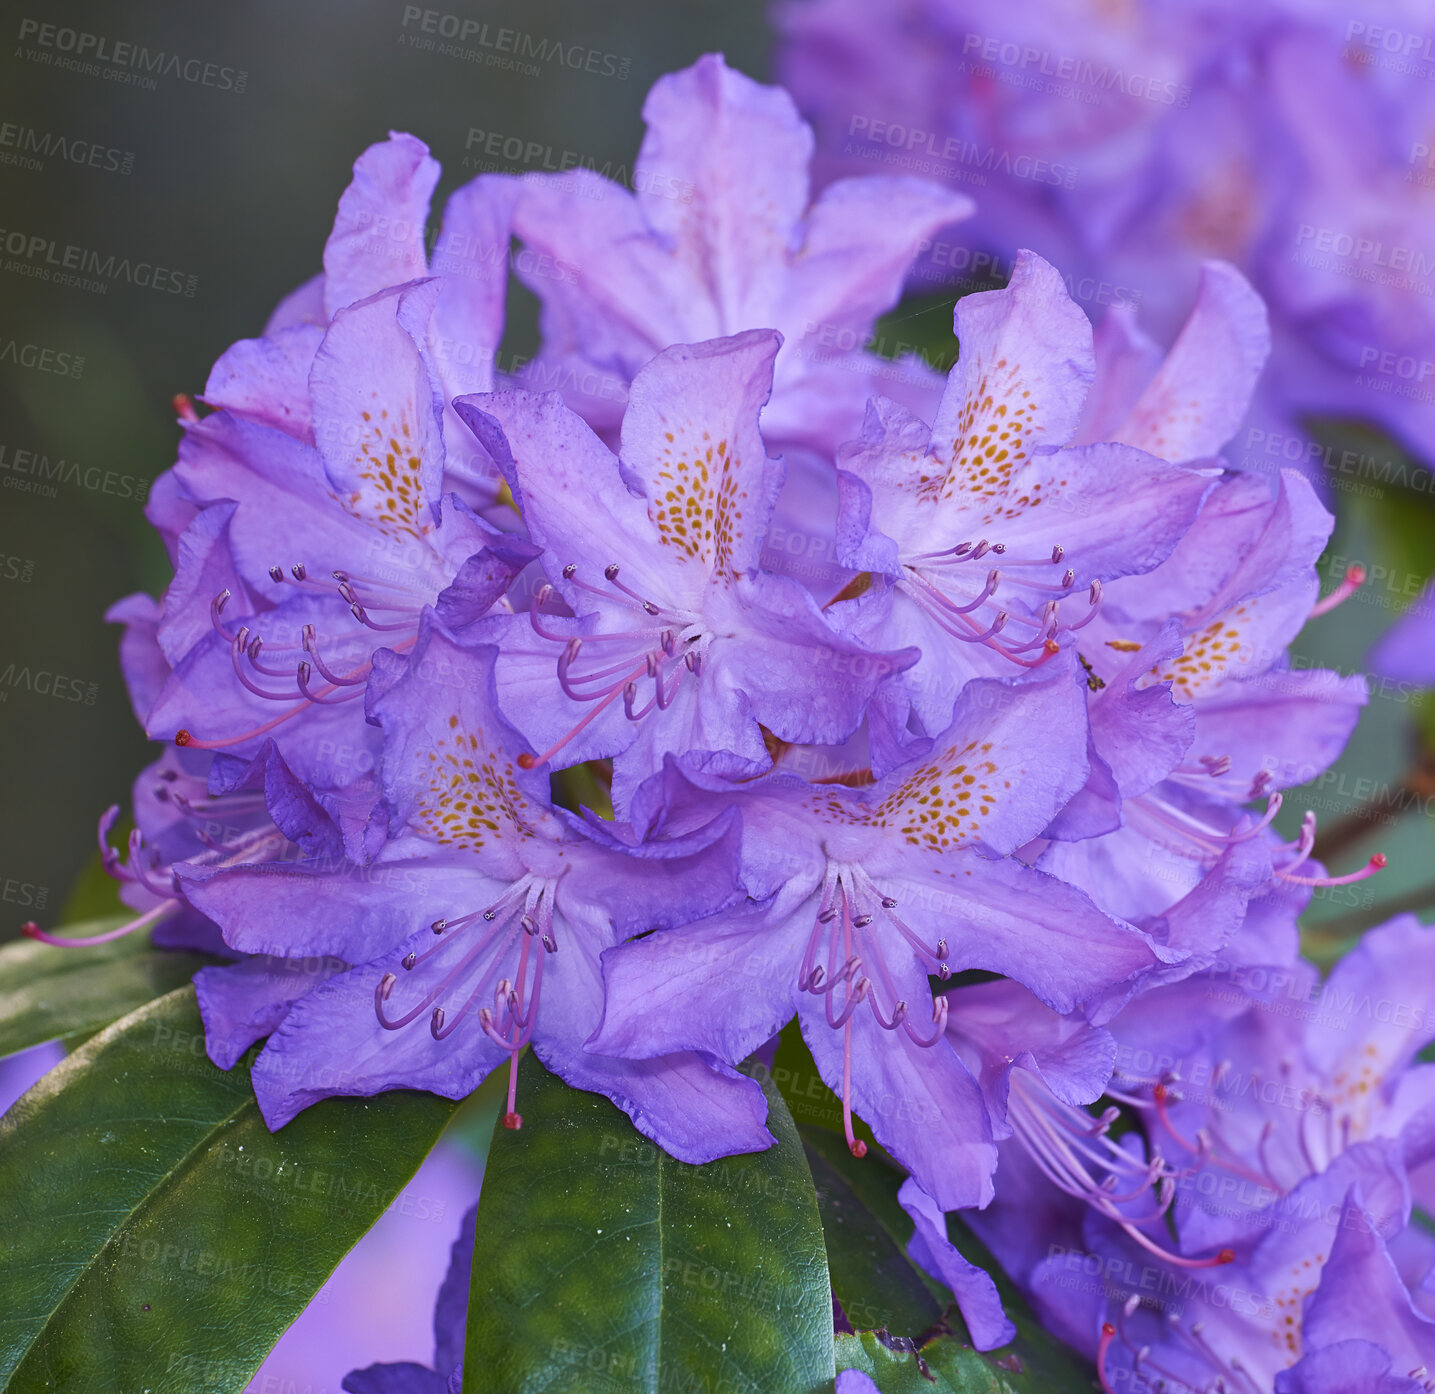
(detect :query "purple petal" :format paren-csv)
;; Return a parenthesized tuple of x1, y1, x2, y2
(535, 928, 774, 1164)
(799, 985, 998, 1212)
(195, 953, 345, 1071)
(589, 896, 810, 1066)
(455, 389, 674, 605)
(928, 250, 1094, 476)
(323, 133, 438, 319)
(309, 280, 446, 531)
(201, 324, 324, 441)
(1109, 261, 1269, 462)
(104, 592, 169, 726)
(250, 941, 507, 1129)
(899, 1177, 1015, 1351)
(618, 330, 784, 579)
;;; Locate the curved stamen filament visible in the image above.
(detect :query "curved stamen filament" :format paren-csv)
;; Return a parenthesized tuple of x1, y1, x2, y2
(798, 864, 958, 1156)
(1096, 1322, 1118, 1394)
(1309, 562, 1365, 618)
(23, 900, 173, 946)
(516, 658, 650, 770)
(1008, 1073, 1233, 1270)
(1279, 852, 1385, 887)
(519, 567, 705, 770)
(302, 626, 367, 687)
(231, 633, 303, 701)
(176, 637, 415, 751)
(376, 879, 559, 1130)
(902, 569, 1059, 669)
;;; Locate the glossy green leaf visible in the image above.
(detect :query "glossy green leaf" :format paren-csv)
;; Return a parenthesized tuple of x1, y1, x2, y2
(0, 986, 455, 1392)
(803, 1127, 945, 1338)
(835, 1308, 1093, 1394)
(806, 1131, 1093, 1394)
(464, 1053, 835, 1394)
(57, 843, 130, 924)
(0, 917, 213, 1058)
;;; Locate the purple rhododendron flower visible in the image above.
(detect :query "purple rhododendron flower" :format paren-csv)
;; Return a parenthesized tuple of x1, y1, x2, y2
(933, 916, 1435, 1393)
(37, 39, 1406, 1382)
(509, 53, 973, 456)
(590, 663, 1160, 1208)
(833, 248, 1211, 750)
(143, 278, 535, 791)
(459, 329, 917, 812)
(183, 619, 770, 1161)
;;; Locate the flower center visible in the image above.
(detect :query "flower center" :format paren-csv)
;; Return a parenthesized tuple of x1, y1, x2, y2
(373, 875, 559, 1129)
(796, 863, 951, 1157)
(175, 568, 429, 751)
(901, 536, 1098, 669)
(517, 563, 705, 771)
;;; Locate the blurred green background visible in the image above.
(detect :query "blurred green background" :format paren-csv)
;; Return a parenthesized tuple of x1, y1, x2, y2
(1, 0, 1430, 948)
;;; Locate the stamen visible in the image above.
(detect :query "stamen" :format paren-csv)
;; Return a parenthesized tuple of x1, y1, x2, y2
(22, 900, 172, 946)
(1096, 1323, 1117, 1394)
(1279, 852, 1386, 886)
(1309, 562, 1365, 618)
(517, 659, 649, 769)
(842, 1013, 865, 1159)
(503, 1048, 522, 1130)
(1007, 1073, 1235, 1270)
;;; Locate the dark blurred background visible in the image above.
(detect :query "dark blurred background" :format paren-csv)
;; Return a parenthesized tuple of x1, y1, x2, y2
(0, 0, 1424, 952)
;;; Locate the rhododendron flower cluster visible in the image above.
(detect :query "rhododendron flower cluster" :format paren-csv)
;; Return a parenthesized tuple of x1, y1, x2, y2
(46, 52, 1420, 1392)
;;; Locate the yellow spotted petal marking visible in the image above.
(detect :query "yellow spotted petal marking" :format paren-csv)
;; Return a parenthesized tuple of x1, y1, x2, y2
(416, 714, 540, 852)
(344, 397, 428, 538)
(650, 428, 746, 575)
(940, 356, 1041, 507)
(1143, 605, 1253, 701)
(810, 740, 1009, 851)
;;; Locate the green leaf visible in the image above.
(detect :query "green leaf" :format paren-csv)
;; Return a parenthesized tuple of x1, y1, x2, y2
(835, 1314, 1093, 1394)
(0, 917, 213, 1058)
(803, 1127, 945, 1339)
(805, 1130, 1093, 1394)
(57, 843, 130, 925)
(0, 986, 455, 1392)
(464, 1053, 835, 1394)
